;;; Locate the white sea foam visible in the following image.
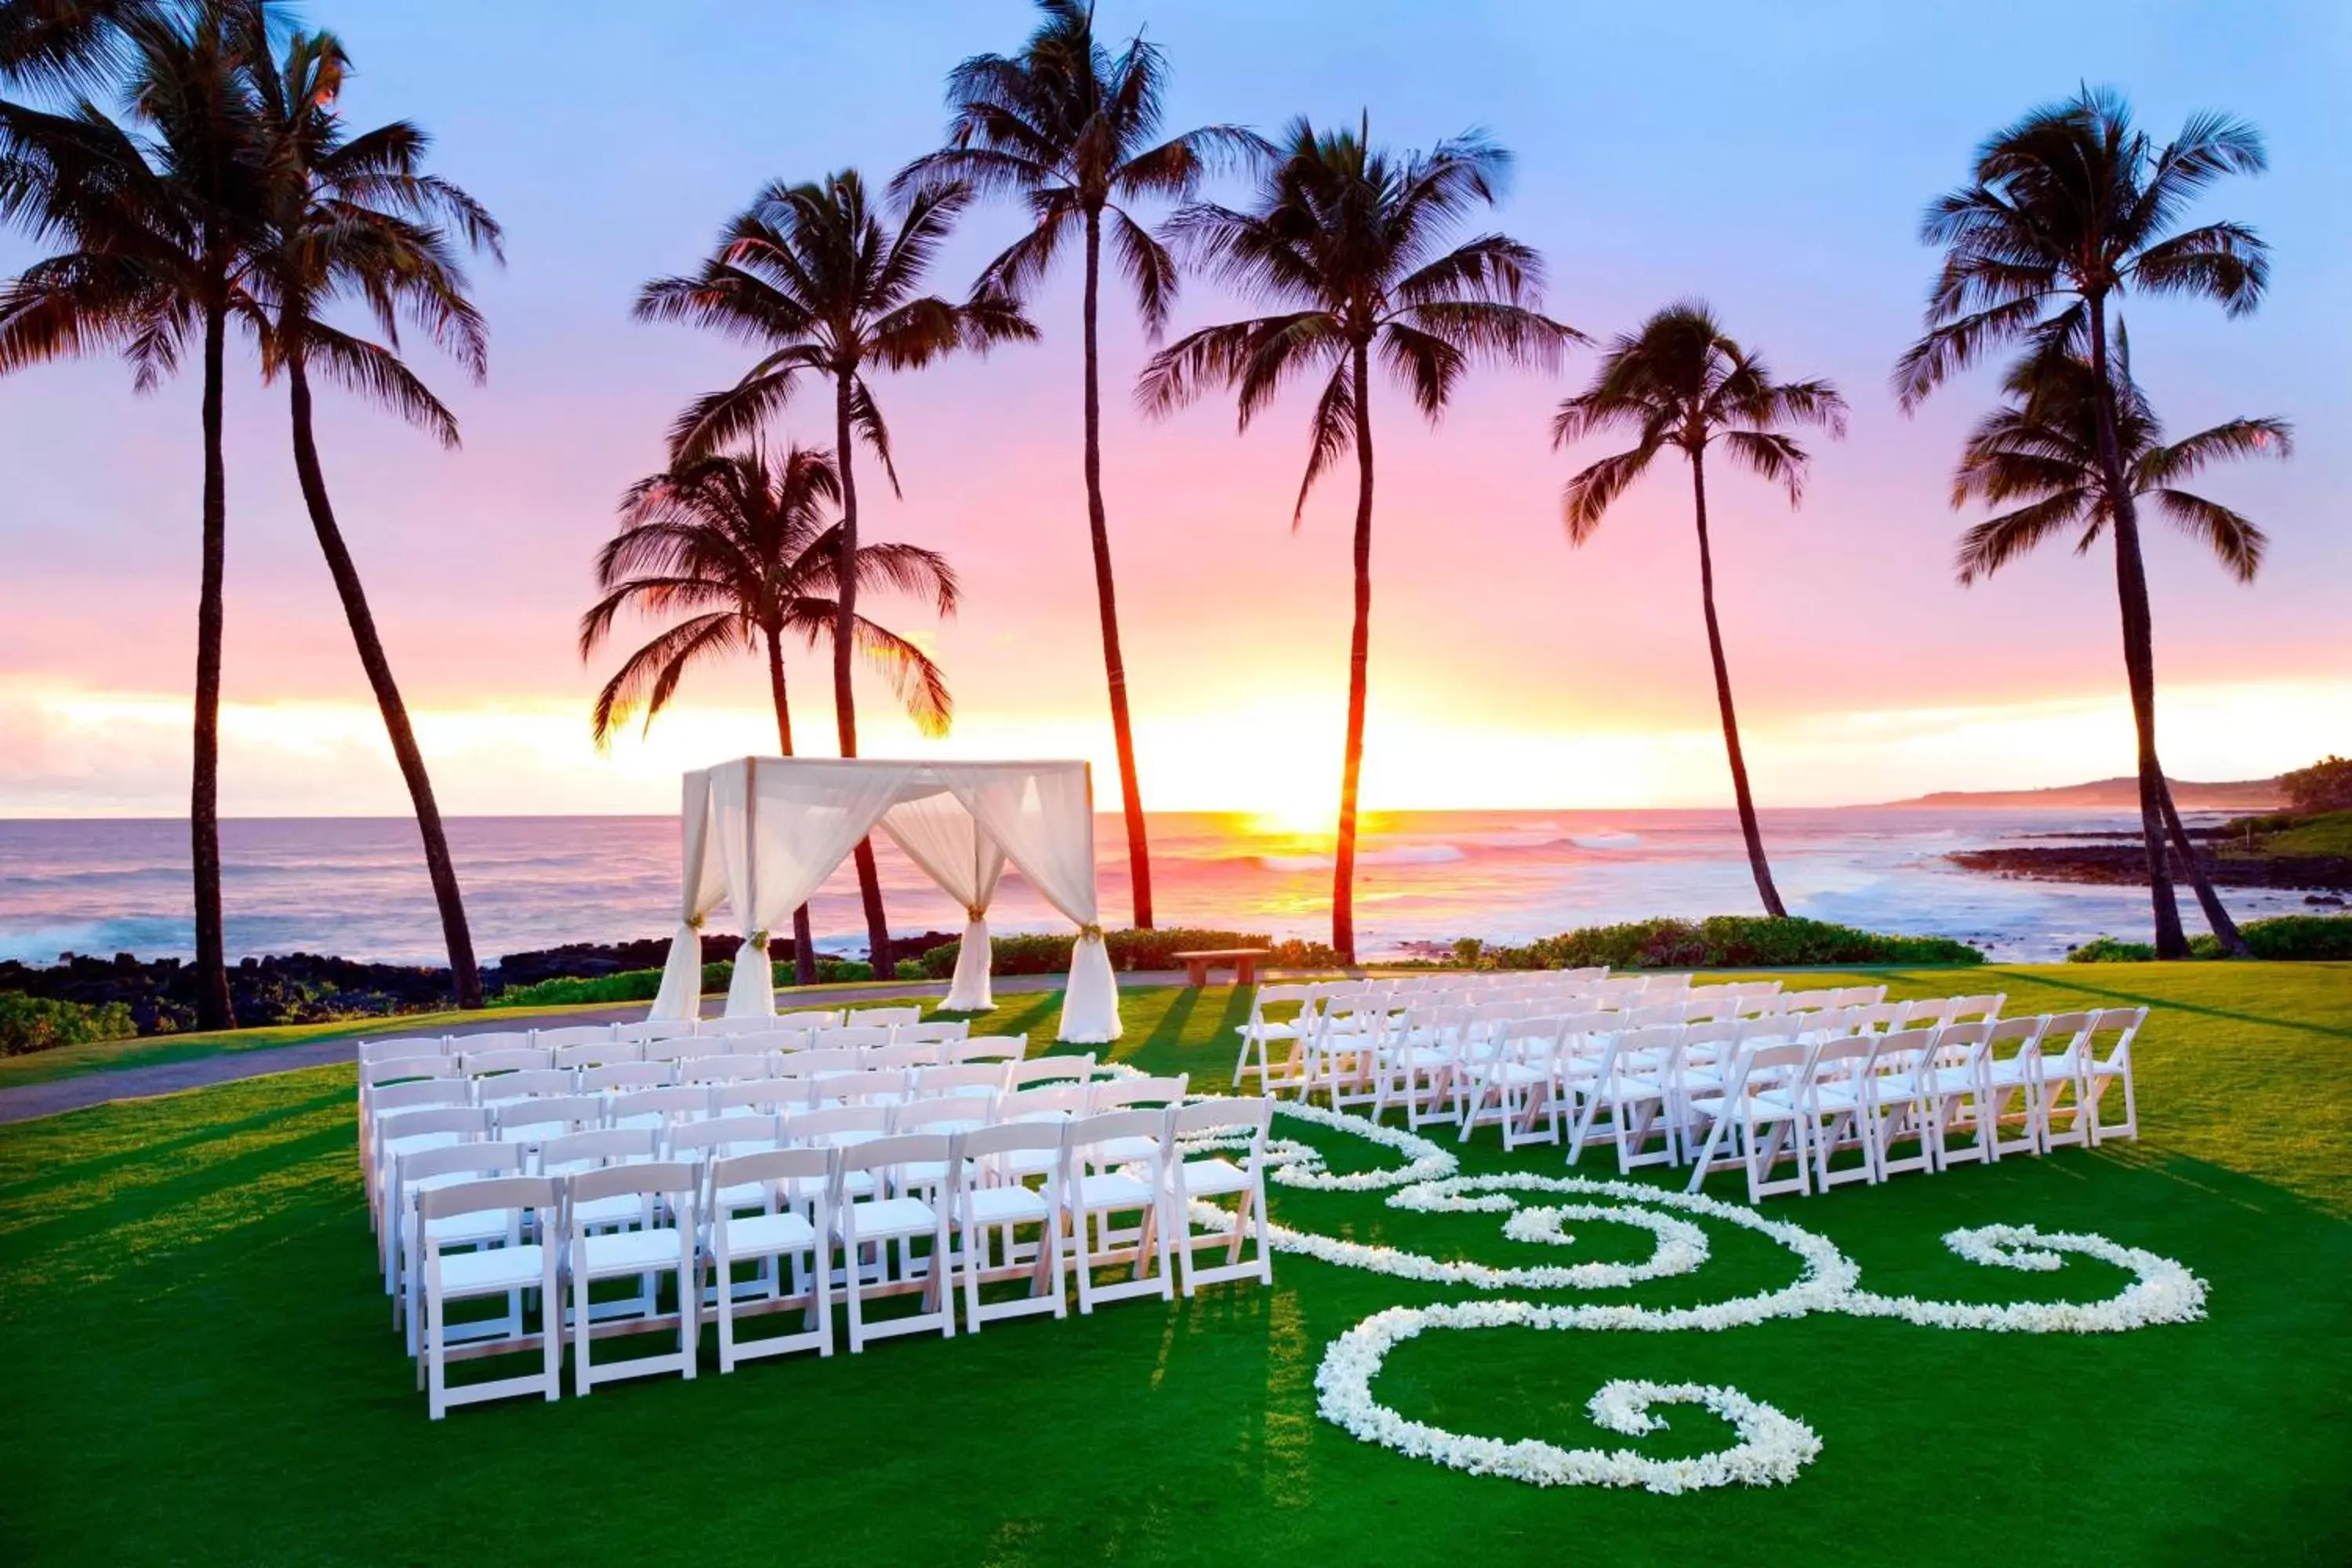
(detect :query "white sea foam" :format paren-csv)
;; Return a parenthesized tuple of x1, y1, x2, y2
(1260, 844, 1468, 873)
(1570, 830, 1642, 849)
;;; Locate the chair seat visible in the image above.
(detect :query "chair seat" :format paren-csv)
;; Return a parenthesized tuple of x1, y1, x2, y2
(1178, 1157, 1251, 1196)
(437, 1242, 547, 1296)
(717, 1210, 818, 1257)
(572, 1192, 648, 1229)
(577, 1226, 688, 1276)
(1092, 1136, 1160, 1164)
(1234, 1022, 1304, 1039)
(1690, 1093, 1801, 1123)
(961, 1185, 1051, 1225)
(1073, 1172, 1156, 1211)
(1925, 1067, 1983, 1092)
(840, 1196, 938, 1240)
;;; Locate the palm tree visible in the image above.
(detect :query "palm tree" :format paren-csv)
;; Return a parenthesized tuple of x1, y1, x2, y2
(1138, 116, 1576, 962)
(242, 27, 500, 1006)
(1951, 342, 2288, 953)
(1552, 302, 1846, 917)
(636, 169, 1030, 974)
(1894, 86, 2269, 956)
(1, 0, 272, 1028)
(895, 0, 1260, 931)
(579, 445, 959, 985)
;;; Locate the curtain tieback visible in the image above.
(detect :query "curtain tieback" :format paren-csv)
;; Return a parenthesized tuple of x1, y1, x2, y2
(684, 913, 705, 931)
(746, 930, 770, 951)
(966, 904, 987, 922)
(1077, 924, 1105, 942)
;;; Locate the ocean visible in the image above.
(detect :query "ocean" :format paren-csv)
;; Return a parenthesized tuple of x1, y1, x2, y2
(0, 808, 2304, 968)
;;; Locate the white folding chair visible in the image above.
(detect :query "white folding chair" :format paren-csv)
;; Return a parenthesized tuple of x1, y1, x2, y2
(1861, 1029, 1940, 1181)
(539, 1128, 665, 1328)
(1978, 1015, 2048, 1160)
(946, 1034, 1028, 1066)
(1568, 1025, 1681, 1172)
(534, 1025, 619, 1054)
(2083, 1007, 2145, 1145)
(771, 1009, 842, 1031)
(1456, 1015, 1569, 1150)
(1943, 993, 2006, 1026)
(606, 1085, 712, 1131)
(1803, 1036, 1879, 1189)
(372, 1105, 490, 1249)
(913, 1063, 1011, 1103)
(2029, 1011, 2097, 1152)
(847, 1006, 923, 1029)
(1232, 983, 1315, 1088)
(359, 1036, 448, 1069)
(1921, 1021, 1998, 1169)
(645, 1035, 724, 1064)
(897, 1021, 971, 1047)
(681, 1053, 780, 1086)
(712, 1079, 804, 1116)
(475, 1068, 575, 1107)
(833, 1134, 957, 1351)
(1683, 1041, 1814, 1203)
(706, 1147, 834, 1370)
(815, 1025, 896, 1051)
(567, 1160, 700, 1394)
(702, 1014, 788, 1039)
(494, 1094, 604, 1150)
(949, 1120, 1069, 1331)
(449, 1030, 538, 1060)
(614, 1018, 699, 1047)
(1063, 1109, 1174, 1313)
(583, 1061, 672, 1094)
(1008, 1054, 1094, 1090)
(416, 1175, 562, 1419)
(551, 1039, 641, 1073)
(1167, 1098, 1273, 1294)
(391, 1141, 524, 1345)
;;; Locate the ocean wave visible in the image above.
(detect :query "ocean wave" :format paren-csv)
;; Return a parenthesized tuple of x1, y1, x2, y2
(1570, 830, 1642, 850)
(1259, 844, 1468, 873)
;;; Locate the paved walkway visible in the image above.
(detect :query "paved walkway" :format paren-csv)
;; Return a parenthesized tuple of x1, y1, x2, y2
(0, 971, 1202, 1127)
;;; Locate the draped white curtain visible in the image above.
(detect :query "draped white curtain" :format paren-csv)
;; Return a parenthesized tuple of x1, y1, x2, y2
(879, 787, 1006, 1011)
(708, 757, 920, 1017)
(949, 764, 1120, 1044)
(648, 770, 728, 1020)
(648, 757, 1116, 1041)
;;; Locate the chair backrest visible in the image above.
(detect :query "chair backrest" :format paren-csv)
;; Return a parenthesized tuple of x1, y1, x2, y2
(539, 1126, 659, 1174)
(999, 1083, 1088, 1122)
(1985, 1015, 2047, 1055)
(1067, 1108, 1171, 1167)
(368, 1078, 471, 1117)
(2087, 1007, 2147, 1062)
(771, 1010, 842, 1030)
(460, 1046, 552, 1078)
(1944, 993, 2006, 1025)
(2038, 1012, 2096, 1063)
(861, 1041, 938, 1073)
(701, 1014, 786, 1038)
(1171, 1094, 1272, 1145)
(848, 1006, 923, 1027)
(450, 1029, 536, 1056)
(613, 1018, 699, 1045)
(1730, 1040, 1815, 1098)
(567, 1159, 698, 1212)
(1832, 985, 1889, 1007)
(1625, 1001, 1687, 1029)
(709, 1030, 798, 1055)
(896, 1021, 971, 1045)
(359, 1036, 447, 1067)
(1930, 1020, 1994, 1069)
(834, 1132, 955, 1197)
(914, 1063, 1010, 1099)
(783, 1105, 893, 1145)
(893, 1096, 991, 1135)
(1009, 1054, 1094, 1089)
(644, 1034, 724, 1062)
(713, 1079, 804, 1115)
(1807, 1034, 1878, 1085)
(583, 1061, 672, 1093)
(1889, 998, 1950, 1029)
(815, 1025, 895, 1050)
(670, 1114, 781, 1160)
(606, 1086, 711, 1127)
(956, 1116, 1065, 1168)
(711, 1145, 833, 1199)
(362, 1055, 456, 1088)
(1868, 1028, 1938, 1083)
(532, 1025, 616, 1053)
(475, 1068, 575, 1102)
(775, 1047, 862, 1079)
(681, 1053, 779, 1085)
(417, 1173, 558, 1225)
(495, 1095, 604, 1141)
(1777, 989, 1837, 1014)
(811, 1069, 910, 1106)
(377, 1105, 490, 1144)
(946, 1033, 1028, 1065)
(550, 1039, 641, 1071)
(1681, 1019, 1743, 1053)
(398, 1139, 523, 1189)
(1089, 1073, 1189, 1111)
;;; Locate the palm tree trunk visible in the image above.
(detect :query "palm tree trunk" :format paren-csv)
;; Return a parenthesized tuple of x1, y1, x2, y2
(832, 371, 893, 975)
(2160, 776, 2249, 955)
(766, 626, 819, 986)
(2086, 295, 2189, 958)
(286, 354, 483, 1007)
(1690, 448, 1787, 916)
(1332, 342, 1374, 966)
(189, 289, 234, 1030)
(1081, 210, 1153, 930)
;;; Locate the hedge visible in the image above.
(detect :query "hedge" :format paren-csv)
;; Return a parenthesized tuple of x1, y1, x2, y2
(488, 956, 913, 1009)
(2068, 914, 2352, 964)
(1468, 916, 1984, 971)
(0, 991, 140, 1056)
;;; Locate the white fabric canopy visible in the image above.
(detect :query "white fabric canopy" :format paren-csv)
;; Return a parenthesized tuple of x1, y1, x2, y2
(648, 757, 1120, 1043)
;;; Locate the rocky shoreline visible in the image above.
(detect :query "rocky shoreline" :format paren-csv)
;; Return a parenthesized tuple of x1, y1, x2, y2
(1947, 844, 2352, 896)
(0, 933, 960, 1036)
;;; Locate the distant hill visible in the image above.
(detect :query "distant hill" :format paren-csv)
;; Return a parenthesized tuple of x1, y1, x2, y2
(1878, 776, 2281, 811)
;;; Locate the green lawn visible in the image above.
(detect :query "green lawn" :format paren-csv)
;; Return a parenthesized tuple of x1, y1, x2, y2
(1, 964, 2346, 1565)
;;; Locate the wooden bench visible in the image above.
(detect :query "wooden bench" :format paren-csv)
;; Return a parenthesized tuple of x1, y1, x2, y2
(1172, 948, 1271, 987)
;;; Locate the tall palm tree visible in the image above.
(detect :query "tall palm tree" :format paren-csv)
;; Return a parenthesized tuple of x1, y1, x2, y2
(1, 0, 272, 1028)
(895, 0, 1260, 931)
(636, 169, 1030, 974)
(1894, 86, 2268, 957)
(1138, 116, 1576, 962)
(1552, 302, 1846, 917)
(1951, 342, 2288, 953)
(580, 445, 959, 986)
(242, 27, 500, 1006)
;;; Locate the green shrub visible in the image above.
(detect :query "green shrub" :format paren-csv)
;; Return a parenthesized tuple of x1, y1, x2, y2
(2238, 914, 2352, 960)
(2067, 937, 2158, 964)
(2279, 754, 2352, 814)
(1473, 916, 1984, 971)
(0, 991, 139, 1055)
(917, 927, 1345, 981)
(491, 968, 666, 1008)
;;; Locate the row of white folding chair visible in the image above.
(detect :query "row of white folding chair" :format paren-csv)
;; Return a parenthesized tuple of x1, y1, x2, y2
(361, 1014, 958, 1073)
(407, 1090, 1273, 1417)
(358, 1011, 849, 1067)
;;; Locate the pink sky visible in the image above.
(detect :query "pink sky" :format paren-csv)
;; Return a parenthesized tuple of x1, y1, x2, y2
(4, 1, 2347, 820)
